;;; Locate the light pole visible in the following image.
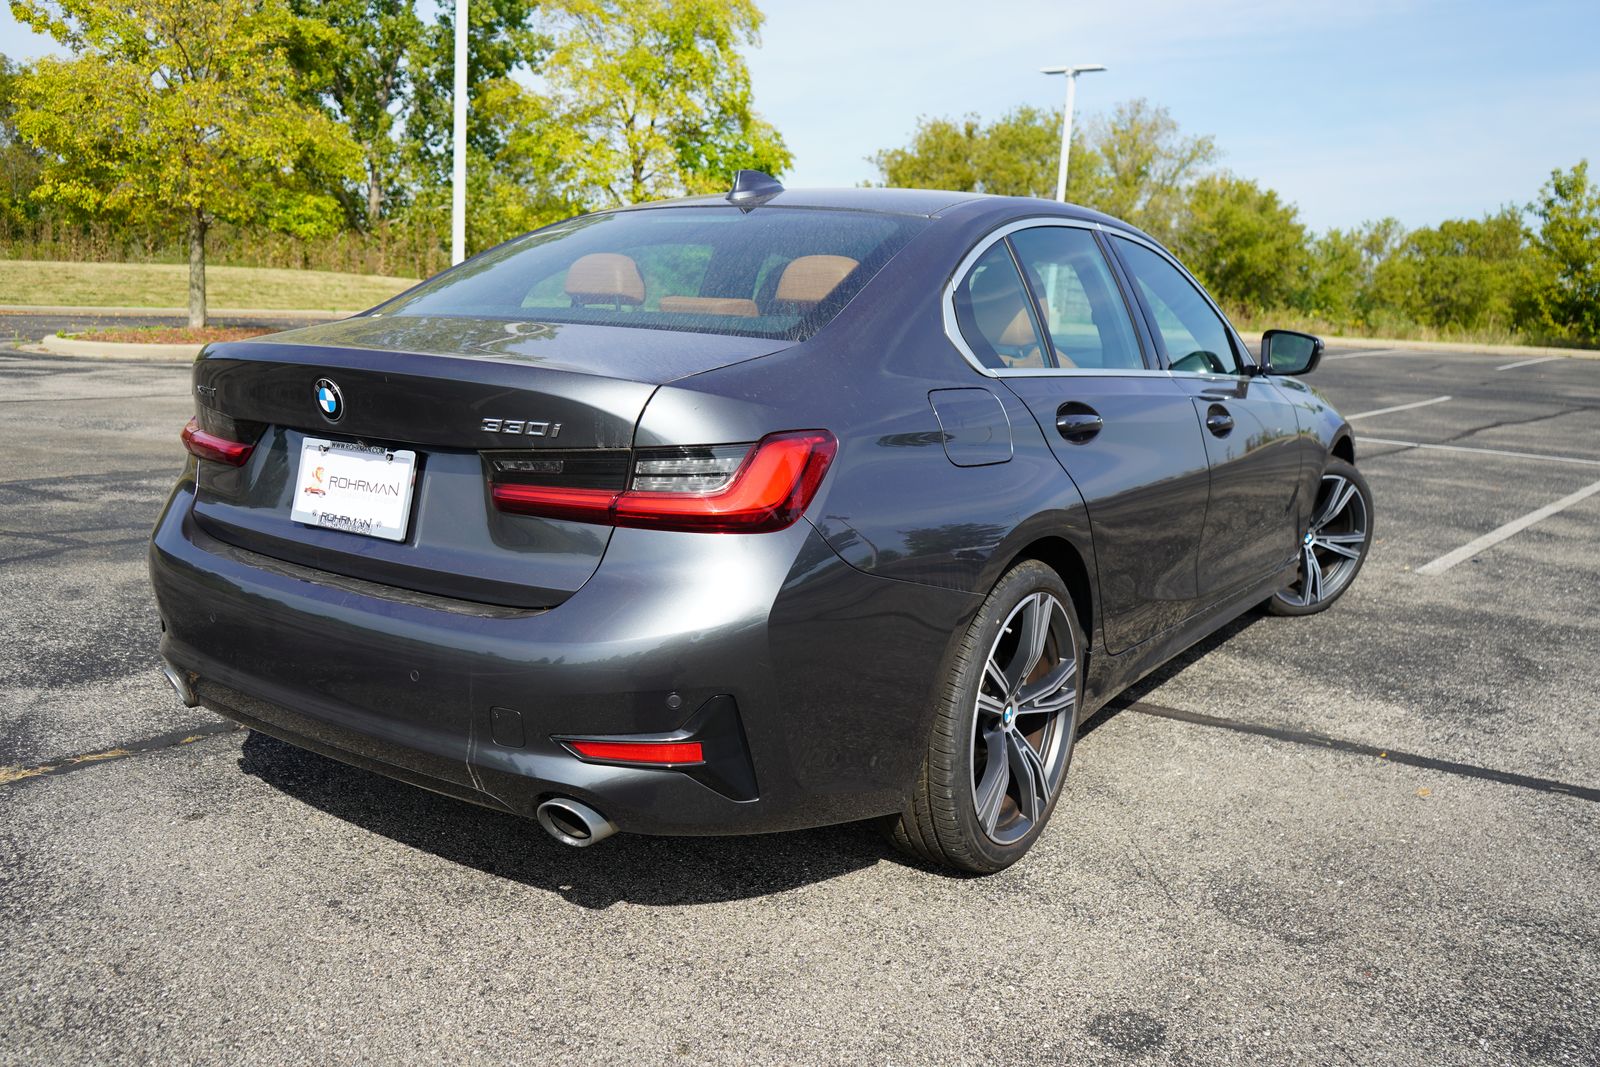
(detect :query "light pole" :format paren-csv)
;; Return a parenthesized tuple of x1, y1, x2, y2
(451, 0, 468, 265)
(1041, 64, 1105, 203)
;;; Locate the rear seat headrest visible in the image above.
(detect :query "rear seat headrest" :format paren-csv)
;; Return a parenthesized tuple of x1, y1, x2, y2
(774, 255, 859, 305)
(565, 253, 645, 307)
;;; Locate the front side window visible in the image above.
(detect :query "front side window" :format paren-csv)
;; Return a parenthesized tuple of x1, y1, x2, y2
(1112, 237, 1243, 375)
(384, 207, 928, 342)
(952, 243, 1049, 370)
(1008, 227, 1146, 370)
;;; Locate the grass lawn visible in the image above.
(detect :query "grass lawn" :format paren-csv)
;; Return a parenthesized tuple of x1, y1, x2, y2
(0, 260, 418, 312)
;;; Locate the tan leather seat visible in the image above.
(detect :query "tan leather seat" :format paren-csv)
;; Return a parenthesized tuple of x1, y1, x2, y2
(774, 255, 859, 306)
(985, 275, 1075, 367)
(565, 253, 645, 307)
(657, 296, 759, 318)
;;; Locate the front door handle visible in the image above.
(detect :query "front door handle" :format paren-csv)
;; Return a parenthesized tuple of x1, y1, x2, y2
(1205, 403, 1234, 437)
(1056, 403, 1103, 444)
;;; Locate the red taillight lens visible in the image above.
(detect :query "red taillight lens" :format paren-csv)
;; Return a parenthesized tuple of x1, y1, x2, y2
(567, 740, 705, 765)
(491, 429, 836, 534)
(489, 484, 619, 524)
(181, 416, 254, 466)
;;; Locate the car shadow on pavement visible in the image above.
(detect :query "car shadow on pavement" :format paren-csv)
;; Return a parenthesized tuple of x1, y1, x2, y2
(234, 611, 1272, 907)
(237, 731, 900, 909)
(1078, 611, 1267, 740)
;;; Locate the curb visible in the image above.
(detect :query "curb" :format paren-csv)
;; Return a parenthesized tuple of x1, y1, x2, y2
(1239, 332, 1600, 360)
(1324, 336, 1600, 360)
(36, 333, 201, 362)
(0, 304, 358, 319)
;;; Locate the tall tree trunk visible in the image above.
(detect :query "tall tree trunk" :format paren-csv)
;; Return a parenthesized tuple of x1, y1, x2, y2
(187, 212, 208, 329)
(366, 156, 383, 225)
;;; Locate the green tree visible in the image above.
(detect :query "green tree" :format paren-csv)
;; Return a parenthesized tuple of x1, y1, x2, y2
(870, 113, 984, 193)
(870, 107, 1058, 197)
(404, 0, 546, 193)
(1070, 99, 1217, 244)
(290, 0, 424, 227)
(0, 54, 45, 237)
(10, 0, 360, 325)
(1367, 209, 1531, 333)
(459, 76, 586, 252)
(1299, 227, 1363, 321)
(868, 98, 1216, 244)
(1527, 160, 1600, 342)
(1172, 174, 1307, 313)
(541, 0, 790, 207)
(1295, 220, 1402, 323)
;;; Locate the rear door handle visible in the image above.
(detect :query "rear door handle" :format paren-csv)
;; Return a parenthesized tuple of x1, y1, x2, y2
(1056, 404, 1103, 444)
(1205, 403, 1234, 437)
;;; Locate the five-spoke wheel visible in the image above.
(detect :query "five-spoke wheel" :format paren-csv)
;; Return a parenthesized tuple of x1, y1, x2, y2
(971, 591, 1076, 845)
(1268, 457, 1373, 615)
(887, 561, 1082, 873)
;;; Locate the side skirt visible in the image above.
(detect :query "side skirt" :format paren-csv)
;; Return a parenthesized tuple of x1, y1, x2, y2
(1079, 561, 1296, 719)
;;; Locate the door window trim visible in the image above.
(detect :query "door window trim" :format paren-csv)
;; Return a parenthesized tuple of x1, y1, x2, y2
(943, 218, 1157, 377)
(942, 216, 1258, 380)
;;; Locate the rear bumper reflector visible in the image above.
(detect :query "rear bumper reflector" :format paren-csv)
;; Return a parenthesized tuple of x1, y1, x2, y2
(566, 739, 706, 765)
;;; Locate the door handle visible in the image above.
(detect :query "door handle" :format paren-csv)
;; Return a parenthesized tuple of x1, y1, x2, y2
(1205, 403, 1234, 437)
(1056, 403, 1103, 444)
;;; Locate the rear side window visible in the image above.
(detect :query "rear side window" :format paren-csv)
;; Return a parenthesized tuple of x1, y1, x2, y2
(1008, 227, 1145, 370)
(952, 243, 1049, 370)
(384, 207, 928, 342)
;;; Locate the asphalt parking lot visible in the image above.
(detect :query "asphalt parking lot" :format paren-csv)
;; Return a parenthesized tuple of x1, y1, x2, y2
(2, 340, 1597, 1066)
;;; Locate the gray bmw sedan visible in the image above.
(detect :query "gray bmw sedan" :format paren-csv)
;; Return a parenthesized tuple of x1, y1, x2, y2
(151, 172, 1370, 872)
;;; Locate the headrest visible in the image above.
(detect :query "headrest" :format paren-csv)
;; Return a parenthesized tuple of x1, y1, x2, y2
(969, 262, 1035, 346)
(565, 253, 645, 306)
(774, 255, 859, 305)
(999, 308, 1038, 346)
(657, 296, 759, 318)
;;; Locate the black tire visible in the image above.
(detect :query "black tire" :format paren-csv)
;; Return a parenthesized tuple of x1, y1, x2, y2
(887, 560, 1084, 874)
(1266, 457, 1374, 617)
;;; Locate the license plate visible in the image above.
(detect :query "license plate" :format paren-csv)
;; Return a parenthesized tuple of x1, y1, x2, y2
(290, 437, 417, 542)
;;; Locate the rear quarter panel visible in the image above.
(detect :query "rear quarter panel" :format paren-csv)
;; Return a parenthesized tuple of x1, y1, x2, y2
(637, 201, 1103, 643)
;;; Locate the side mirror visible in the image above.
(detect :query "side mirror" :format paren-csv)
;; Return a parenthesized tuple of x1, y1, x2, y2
(1260, 329, 1324, 375)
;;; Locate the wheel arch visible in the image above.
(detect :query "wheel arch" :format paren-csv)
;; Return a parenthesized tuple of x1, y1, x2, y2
(1000, 535, 1095, 653)
(1330, 430, 1355, 465)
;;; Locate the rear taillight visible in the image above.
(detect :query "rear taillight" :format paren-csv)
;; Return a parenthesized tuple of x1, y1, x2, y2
(181, 416, 255, 466)
(490, 429, 836, 533)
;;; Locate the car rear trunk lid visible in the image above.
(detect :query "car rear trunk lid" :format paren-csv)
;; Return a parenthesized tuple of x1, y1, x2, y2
(186, 317, 790, 607)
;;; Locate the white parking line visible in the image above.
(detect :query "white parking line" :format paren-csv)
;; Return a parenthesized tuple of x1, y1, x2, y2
(1416, 477, 1600, 575)
(1495, 355, 1562, 371)
(1346, 395, 1452, 420)
(1360, 436, 1600, 468)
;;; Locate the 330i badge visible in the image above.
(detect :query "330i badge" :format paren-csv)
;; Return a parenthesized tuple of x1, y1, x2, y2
(152, 171, 1370, 872)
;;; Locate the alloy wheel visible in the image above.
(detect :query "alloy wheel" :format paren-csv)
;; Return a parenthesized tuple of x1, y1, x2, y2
(1284, 472, 1369, 608)
(970, 591, 1077, 845)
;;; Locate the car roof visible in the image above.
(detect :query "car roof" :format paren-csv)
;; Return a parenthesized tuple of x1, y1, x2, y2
(624, 186, 1145, 233)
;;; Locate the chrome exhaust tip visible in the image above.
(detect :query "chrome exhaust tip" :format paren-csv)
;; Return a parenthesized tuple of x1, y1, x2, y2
(160, 661, 198, 708)
(535, 797, 617, 848)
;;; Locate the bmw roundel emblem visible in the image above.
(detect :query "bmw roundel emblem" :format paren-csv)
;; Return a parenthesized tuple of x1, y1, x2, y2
(314, 378, 344, 422)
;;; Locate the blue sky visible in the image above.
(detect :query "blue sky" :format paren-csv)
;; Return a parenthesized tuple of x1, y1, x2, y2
(5, 0, 1596, 232)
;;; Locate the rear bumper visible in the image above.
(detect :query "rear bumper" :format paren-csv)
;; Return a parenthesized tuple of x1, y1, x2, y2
(150, 474, 980, 835)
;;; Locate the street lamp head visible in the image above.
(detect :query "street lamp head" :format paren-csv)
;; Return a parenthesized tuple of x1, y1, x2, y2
(1040, 64, 1107, 76)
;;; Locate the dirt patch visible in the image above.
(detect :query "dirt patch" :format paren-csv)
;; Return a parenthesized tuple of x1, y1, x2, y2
(68, 325, 274, 344)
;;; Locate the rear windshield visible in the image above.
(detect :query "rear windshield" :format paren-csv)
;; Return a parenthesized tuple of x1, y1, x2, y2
(383, 206, 929, 341)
